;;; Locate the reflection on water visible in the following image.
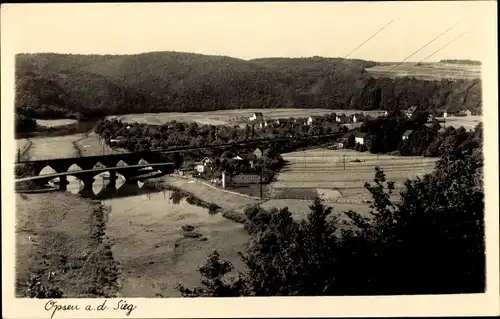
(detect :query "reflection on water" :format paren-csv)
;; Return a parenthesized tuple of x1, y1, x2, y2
(170, 190, 183, 205)
(46, 173, 187, 204)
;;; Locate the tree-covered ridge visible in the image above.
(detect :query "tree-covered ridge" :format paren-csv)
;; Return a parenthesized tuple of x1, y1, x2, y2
(15, 52, 483, 120)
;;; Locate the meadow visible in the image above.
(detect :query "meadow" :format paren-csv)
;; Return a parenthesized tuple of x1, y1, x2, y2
(108, 108, 386, 126)
(36, 119, 78, 128)
(437, 115, 482, 130)
(365, 62, 481, 80)
(270, 148, 438, 204)
(16, 135, 85, 161)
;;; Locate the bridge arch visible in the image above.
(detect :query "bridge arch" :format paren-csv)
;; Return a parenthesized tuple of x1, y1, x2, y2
(116, 160, 128, 167)
(39, 165, 57, 176)
(67, 163, 83, 172)
(93, 162, 106, 169)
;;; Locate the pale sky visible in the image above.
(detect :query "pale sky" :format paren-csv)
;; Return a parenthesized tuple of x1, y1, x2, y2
(1, 1, 496, 62)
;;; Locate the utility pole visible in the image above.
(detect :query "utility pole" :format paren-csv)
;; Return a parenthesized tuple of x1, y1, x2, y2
(343, 154, 346, 171)
(260, 164, 263, 199)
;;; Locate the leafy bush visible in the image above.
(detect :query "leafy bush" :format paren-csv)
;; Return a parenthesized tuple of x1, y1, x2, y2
(26, 273, 63, 298)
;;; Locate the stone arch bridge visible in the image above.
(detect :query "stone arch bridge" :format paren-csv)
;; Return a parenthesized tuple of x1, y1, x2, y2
(15, 151, 179, 190)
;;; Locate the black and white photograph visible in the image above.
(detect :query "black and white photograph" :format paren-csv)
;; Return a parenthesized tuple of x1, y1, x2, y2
(1, 2, 499, 318)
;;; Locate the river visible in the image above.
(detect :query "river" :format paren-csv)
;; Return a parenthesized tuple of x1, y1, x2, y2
(17, 133, 249, 297)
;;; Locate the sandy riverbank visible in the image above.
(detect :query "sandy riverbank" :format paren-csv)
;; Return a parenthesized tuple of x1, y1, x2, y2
(150, 175, 260, 212)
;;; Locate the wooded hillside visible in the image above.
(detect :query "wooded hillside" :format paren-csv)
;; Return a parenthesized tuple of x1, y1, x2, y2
(15, 52, 482, 119)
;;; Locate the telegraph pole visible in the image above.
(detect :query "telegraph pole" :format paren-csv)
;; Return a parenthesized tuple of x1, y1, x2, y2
(260, 164, 263, 199)
(343, 154, 346, 171)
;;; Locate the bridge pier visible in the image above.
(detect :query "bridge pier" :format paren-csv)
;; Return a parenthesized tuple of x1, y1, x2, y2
(79, 175, 95, 190)
(105, 171, 118, 188)
(158, 164, 175, 174)
(124, 177, 138, 184)
(57, 175, 70, 191)
(76, 161, 97, 171)
(78, 184, 96, 198)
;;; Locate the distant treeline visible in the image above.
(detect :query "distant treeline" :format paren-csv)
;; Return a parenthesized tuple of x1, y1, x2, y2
(15, 52, 482, 123)
(439, 59, 482, 65)
(93, 114, 348, 158)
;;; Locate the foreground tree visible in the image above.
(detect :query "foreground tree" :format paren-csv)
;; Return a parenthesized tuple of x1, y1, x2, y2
(178, 146, 485, 296)
(176, 251, 246, 297)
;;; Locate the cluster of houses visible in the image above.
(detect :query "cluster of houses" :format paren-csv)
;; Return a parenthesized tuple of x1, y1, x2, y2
(250, 106, 475, 128)
(193, 148, 263, 173)
(180, 148, 265, 188)
(248, 110, 389, 128)
(405, 106, 476, 119)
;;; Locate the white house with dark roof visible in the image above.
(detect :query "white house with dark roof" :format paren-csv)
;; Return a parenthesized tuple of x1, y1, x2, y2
(195, 157, 214, 173)
(249, 112, 264, 122)
(307, 116, 315, 126)
(354, 132, 368, 145)
(406, 106, 419, 118)
(459, 109, 473, 117)
(253, 148, 263, 158)
(402, 130, 414, 141)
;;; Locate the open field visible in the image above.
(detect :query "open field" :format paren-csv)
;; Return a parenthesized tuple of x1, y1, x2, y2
(261, 199, 372, 223)
(271, 148, 438, 204)
(365, 62, 481, 80)
(16, 134, 84, 161)
(15, 192, 118, 297)
(437, 116, 482, 131)
(108, 109, 386, 126)
(36, 119, 78, 128)
(16, 132, 123, 162)
(74, 132, 123, 157)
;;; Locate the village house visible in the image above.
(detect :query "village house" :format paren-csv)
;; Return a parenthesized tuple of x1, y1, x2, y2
(221, 149, 260, 170)
(402, 130, 414, 141)
(336, 114, 350, 124)
(459, 109, 473, 117)
(253, 148, 263, 159)
(109, 136, 124, 145)
(406, 106, 418, 118)
(249, 112, 264, 122)
(335, 133, 351, 149)
(427, 113, 435, 123)
(195, 157, 214, 174)
(443, 110, 456, 118)
(221, 151, 243, 162)
(240, 152, 257, 168)
(306, 116, 316, 126)
(354, 132, 368, 145)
